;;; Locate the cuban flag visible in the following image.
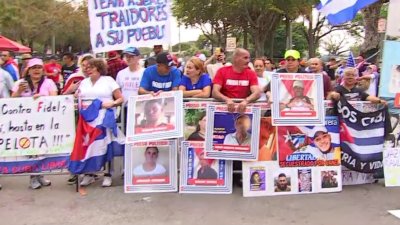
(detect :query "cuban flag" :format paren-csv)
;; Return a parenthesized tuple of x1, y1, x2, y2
(68, 99, 125, 174)
(338, 97, 389, 173)
(317, 0, 378, 25)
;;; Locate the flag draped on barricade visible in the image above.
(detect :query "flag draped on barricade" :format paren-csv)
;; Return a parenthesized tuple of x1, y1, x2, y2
(68, 99, 124, 174)
(338, 97, 391, 173)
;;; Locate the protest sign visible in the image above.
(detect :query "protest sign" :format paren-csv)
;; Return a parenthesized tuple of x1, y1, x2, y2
(126, 91, 183, 143)
(124, 140, 177, 193)
(205, 105, 260, 161)
(379, 41, 400, 98)
(179, 141, 232, 194)
(242, 161, 342, 197)
(0, 95, 75, 157)
(0, 155, 69, 174)
(88, 0, 172, 53)
(257, 117, 277, 161)
(183, 101, 215, 141)
(271, 73, 325, 126)
(277, 116, 341, 168)
(337, 97, 388, 173)
(383, 148, 400, 187)
(226, 37, 237, 52)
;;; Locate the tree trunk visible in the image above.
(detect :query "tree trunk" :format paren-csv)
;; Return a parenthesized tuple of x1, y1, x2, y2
(360, 1, 383, 60)
(307, 18, 315, 58)
(243, 29, 248, 49)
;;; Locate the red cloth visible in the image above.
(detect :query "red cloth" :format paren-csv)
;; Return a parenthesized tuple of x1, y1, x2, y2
(107, 58, 127, 79)
(213, 66, 258, 98)
(321, 71, 332, 99)
(44, 63, 62, 83)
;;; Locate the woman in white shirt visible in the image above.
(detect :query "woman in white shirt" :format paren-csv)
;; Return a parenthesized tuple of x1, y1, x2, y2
(75, 58, 124, 187)
(254, 58, 272, 101)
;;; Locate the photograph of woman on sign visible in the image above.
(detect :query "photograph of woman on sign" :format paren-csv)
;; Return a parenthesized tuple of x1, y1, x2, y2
(187, 111, 207, 141)
(133, 146, 167, 177)
(134, 98, 175, 134)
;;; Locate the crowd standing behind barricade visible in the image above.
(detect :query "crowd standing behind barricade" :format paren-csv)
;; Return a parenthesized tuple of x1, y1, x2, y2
(0, 46, 387, 190)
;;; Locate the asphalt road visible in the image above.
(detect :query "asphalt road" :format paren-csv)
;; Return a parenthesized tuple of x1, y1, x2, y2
(0, 174, 400, 225)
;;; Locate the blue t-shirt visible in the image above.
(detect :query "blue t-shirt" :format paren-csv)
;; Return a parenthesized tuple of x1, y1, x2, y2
(179, 73, 212, 91)
(139, 65, 181, 92)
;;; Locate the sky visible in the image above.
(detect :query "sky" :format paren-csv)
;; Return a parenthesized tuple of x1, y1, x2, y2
(169, 17, 203, 45)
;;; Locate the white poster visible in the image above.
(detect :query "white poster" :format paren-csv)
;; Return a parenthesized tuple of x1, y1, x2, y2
(387, 0, 400, 39)
(0, 95, 75, 157)
(383, 148, 400, 187)
(124, 140, 177, 193)
(88, 0, 172, 53)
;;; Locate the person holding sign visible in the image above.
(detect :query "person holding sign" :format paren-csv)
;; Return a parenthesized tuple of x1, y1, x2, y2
(179, 57, 212, 98)
(11, 58, 56, 189)
(138, 52, 181, 96)
(75, 58, 124, 187)
(212, 48, 261, 113)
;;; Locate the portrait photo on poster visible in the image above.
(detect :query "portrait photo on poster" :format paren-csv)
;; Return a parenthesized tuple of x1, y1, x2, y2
(298, 169, 312, 193)
(271, 73, 325, 126)
(180, 141, 233, 194)
(277, 116, 341, 168)
(321, 170, 339, 189)
(250, 167, 266, 191)
(185, 109, 207, 141)
(274, 171, 292, 193)
(258, 117, 277, 161)
(389, 65, 400, 94)
(126, 91, 183, 143)
(131, 146, 170, 184)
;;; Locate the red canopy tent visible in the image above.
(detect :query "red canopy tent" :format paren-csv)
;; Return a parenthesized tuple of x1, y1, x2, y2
(0, 35, 31, 53)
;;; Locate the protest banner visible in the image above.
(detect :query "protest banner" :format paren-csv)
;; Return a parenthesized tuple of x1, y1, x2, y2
(271, 73, 325, 126)
(88, 0, 172, 53)
(179, 141, 232, 194)
(126, 91, 183, 143)
(242, 161, 342, 197)
(124, 140, 177, 193)
(205, 105, 260, 161)
(383, 147, 400, 187)
(0, 95, 75, 157)
(337, 97, 389, 174)
(277, 116, 341, 168)
(379, 41, 400, 98)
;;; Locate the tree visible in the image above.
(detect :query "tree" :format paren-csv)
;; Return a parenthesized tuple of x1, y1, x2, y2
(269, 22, 308, 58)
(321, 34, 350, 56)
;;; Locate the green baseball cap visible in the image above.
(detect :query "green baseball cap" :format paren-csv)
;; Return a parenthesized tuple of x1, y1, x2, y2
(284, 50, 300, 60)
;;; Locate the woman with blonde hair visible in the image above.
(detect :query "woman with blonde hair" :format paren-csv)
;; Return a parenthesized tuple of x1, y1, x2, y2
(179, 57, 212, 98)
(62, 54, 95, 94)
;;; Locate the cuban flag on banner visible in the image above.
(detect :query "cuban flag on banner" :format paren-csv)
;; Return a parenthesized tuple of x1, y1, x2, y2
(317, 0, 378, 25)
(68, 99, 125, 174)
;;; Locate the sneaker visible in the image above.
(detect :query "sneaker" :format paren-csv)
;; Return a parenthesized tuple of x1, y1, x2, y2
(38, 175, 51, 186)
(102, 176, 112, 187)
(30, 176, 42, 189)
(67, 175, 77, 185)
(80, 175, 95, 186)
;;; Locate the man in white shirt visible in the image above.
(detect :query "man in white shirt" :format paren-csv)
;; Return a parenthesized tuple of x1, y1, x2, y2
(0, 58, 14, 99)
(205, 48, 231, 79)
(116, 47, 144, 105)
(223, 114, 252, 146)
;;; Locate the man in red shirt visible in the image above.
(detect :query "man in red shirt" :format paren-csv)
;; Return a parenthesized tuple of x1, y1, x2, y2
(44, 55, 62, 88)
(107, 50, 127, 79)
(212, 48, 261, 113)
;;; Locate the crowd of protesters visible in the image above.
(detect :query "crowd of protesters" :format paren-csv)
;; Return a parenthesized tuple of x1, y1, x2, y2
(0, 46, 386, 190)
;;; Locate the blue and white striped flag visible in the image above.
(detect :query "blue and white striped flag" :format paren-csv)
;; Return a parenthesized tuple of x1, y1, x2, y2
(317, 0, 378, 25)
(346, 51, 356, 67)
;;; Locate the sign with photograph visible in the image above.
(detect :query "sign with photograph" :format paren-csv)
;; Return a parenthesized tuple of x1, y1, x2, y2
(179, 141, 232, 194)
(242, 161, 342, 197)
(277, 116, 341, 167)
(124, 140, 177, 193)
(226, 37, 237, 52)
(205, 105, 261, 161)
(0, 95, 75, 157)
(126, 91, 183, 143)
(271, 73, 325, 126)
(183, 101, 214, 141)
(379, 41, 400, 98)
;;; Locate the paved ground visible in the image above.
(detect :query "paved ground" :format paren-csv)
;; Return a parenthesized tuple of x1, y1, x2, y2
(0, 174, 400, 225)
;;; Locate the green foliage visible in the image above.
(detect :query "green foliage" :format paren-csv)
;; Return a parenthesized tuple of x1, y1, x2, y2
(270, 22, 308, 58)
(184, 109, 205, 126)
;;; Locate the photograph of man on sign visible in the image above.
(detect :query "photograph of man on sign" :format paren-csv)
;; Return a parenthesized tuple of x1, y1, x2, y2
(280, 80, 314, 112)
(223, 114, 252, 146)
(134, 98, 175, 134)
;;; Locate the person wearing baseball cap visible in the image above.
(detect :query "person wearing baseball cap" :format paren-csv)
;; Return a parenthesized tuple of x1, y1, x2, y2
(116, 47, 144, 106)
(277, 49, 305, 73)
(282, 80, 314, 111)
(138, 52, 181, 95)
(11, 57, 57, 189)
(302, 127, 340, 162)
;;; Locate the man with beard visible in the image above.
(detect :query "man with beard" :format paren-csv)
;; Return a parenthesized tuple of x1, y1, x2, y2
(275, 173, 291, 192)
(223, 114, 252, 146)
